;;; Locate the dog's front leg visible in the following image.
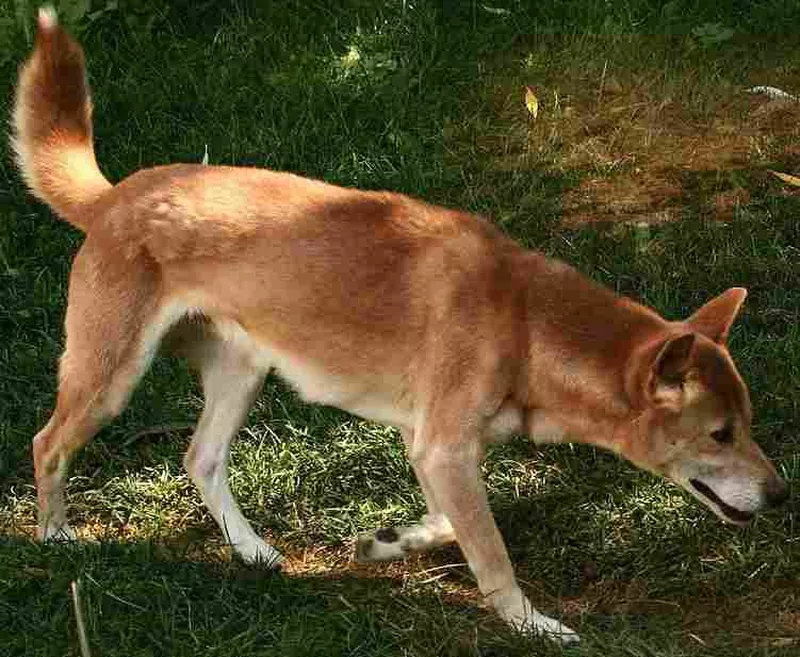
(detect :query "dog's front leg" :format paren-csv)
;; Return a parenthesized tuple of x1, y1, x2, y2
(414, 430, 579, 644)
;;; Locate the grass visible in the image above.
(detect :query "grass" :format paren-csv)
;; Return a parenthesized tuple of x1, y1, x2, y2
(1, 1, 799, 655)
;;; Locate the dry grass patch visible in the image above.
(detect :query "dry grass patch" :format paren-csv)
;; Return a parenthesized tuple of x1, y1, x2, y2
(472, 69, 800, 226)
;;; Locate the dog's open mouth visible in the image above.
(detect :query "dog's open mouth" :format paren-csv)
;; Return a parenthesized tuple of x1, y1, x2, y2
(689, 479, 754, 524)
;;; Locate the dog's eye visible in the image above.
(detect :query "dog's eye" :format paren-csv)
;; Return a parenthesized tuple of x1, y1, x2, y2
(711, 423, 734, 444)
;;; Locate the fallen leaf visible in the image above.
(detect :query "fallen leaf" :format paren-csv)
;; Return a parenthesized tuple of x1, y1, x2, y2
(769, 170, 800, 187)
(524, 86, 539, 119)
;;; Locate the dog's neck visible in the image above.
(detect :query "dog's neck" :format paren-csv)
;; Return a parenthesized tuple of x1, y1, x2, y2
(514, 251, 666, 452)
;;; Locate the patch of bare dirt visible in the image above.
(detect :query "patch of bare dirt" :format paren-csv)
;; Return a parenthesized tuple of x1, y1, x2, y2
(563, 172, 682, 227)
(515, 76, 800, 225)
(557, 577, 800, 650)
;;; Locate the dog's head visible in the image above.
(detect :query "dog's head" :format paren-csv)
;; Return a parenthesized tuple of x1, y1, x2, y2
(621, 288, 787, 524)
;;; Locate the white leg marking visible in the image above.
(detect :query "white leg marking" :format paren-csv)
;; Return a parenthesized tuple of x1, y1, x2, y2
(193, 449, 282, 567)
(185, 340, 282, 568)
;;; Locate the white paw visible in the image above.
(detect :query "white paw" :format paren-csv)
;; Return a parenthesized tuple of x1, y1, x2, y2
(493, 588, 580, 645)
(355, 528, 407, 562)
(522, 610, 580, 645)
(356, 516, 455, 563)
(38, 522, 77, 543)
(235, 538, 284, 570)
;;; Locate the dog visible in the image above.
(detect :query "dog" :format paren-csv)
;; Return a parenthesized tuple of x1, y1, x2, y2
(13, 8, 787, 644)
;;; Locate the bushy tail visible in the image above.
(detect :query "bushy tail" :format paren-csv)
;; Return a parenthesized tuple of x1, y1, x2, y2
(12, 7, 111, 231)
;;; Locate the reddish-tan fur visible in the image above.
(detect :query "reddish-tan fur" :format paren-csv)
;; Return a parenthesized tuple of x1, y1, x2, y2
(14, 9, 786, 643)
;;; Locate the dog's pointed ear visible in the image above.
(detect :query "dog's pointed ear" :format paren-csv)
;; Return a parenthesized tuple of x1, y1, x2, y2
(653, 333, 695, 381)
(627, 333, 696, 411)
(686, 287, 747, 345)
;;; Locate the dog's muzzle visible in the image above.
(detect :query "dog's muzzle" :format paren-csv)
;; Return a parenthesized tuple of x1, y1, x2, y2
(689, 478, 755, 524)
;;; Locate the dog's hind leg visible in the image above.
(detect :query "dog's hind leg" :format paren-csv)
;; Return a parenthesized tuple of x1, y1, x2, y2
(356, 428, 455, 562)
(34, 402, 102, 541)
(33, 247, 179, 541)
(182, 333, 281, 568)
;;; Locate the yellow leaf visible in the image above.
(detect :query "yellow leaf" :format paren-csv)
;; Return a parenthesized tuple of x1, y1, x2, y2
(769, 170, 800, 187)
(524, 86, 539, 119)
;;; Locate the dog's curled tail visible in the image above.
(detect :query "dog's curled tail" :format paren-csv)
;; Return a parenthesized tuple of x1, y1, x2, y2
(12, 7, 111, 230)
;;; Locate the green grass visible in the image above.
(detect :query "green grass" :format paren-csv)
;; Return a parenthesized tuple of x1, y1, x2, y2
(1, 1, 799, 655)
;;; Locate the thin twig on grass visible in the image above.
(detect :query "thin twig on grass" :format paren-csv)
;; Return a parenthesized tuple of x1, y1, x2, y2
(71, 579, 92, 657)
(122, 423, 196, 447)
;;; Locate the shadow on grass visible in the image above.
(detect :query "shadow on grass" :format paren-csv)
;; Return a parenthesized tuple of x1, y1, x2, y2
(3, 518, 797, 657)
(0, 535, 575, 657)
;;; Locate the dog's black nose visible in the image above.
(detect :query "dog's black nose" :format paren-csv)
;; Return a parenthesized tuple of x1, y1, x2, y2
(764, 478, 789, 508)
